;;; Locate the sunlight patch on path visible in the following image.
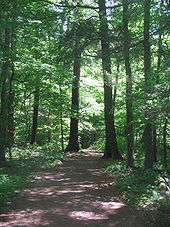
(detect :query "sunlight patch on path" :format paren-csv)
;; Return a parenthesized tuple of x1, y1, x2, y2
(69, 211, 108, 220)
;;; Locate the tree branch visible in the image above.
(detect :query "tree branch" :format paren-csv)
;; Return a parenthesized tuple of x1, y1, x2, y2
(40, 0, 122, 11)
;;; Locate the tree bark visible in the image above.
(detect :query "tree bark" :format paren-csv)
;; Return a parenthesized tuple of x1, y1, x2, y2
(143, 0, 154, 169)
(65, 1, 82, 153)
(30, 87, 40, 144)
(98, 0, 122, 160)
(152, 28, 163, 162)
(47, 109, 52, 143)
(113, 62, 119, 115)
(122, 0, 134, 167)
(65, 46, 81, 153)
(0, 27, 12, 166)
(7, 63, 15, 159)
(59, 87, 64, 152)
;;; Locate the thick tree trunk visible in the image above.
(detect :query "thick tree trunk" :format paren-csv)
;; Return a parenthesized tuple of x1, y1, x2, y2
(143, 0, 154, 169)
(65, 48, 81, 153)
(98, 0, 122, 160)
(0, 27, 12, 166)
(30, 87, 40, 144)
(122, 0, 134, 167)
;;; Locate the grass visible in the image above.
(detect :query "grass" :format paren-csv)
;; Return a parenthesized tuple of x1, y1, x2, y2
(0, 144, 64, 212)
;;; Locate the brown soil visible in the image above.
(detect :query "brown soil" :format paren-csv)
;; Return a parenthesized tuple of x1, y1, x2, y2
(0, 150, 145, 227)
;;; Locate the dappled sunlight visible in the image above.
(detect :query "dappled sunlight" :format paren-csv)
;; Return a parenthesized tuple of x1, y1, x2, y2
(24, 186, 85, 198)
(69, 211, 108, 220)
(92, 201, 125, 213)
(0, 151, 142, 227)
(0, 209, 49, 226)
(33, 172, 65, 181)
(87, 168, 104, 177)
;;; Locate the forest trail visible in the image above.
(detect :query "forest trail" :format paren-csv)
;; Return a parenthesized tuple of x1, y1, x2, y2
(0, 150, 144, 227)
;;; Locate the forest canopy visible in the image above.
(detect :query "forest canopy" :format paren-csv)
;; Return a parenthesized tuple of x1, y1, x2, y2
(0, 0, 169, 167)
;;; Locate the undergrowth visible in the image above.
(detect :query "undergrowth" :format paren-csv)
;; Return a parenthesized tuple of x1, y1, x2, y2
(103, 160, 170, 226)
(104, 160, 168, 205)
(0, 144, 64, 212)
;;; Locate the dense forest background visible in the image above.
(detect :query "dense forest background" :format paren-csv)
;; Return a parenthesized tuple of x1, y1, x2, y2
(0, 0, 169, 167)
(0, 0, 170, 224)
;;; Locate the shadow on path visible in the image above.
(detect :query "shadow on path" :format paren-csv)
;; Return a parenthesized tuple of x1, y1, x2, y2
(0, 150, 144, 227)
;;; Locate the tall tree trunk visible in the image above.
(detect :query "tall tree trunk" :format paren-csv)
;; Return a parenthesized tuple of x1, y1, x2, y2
(143, 0, 154, 169)
(65, 46, 81, 153)
(0, 27, 12, 166)
(122, 0, 134, 167)
(113, 62, 119, 114)
(30, 87, 40, 144)
(7, 92, 15, 159)
(98, 0, 122, 160)
(7, 63, 15, 159)
(59, 87, 64, 152)
(152, 28, 163, 162)
(65, 1, 82, 153)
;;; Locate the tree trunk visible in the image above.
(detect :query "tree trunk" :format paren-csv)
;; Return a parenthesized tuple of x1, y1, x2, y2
(143, 0, 154, 169)
(113, 62, 119, 115)
(47, 109, 52, 143)
(152, 126, 157, 162)
(65, 47, 81, 153)
(98, 0, 122, 160)
(152, 28, 163, 162)
(30, 87, 40, 144)
(163, 118, 168, 169)
(7, 91, 15, 159)
(122, 0, 134, 167)
(0, 27, 12, 166)
(7, 64, 15, 159)
(59, 87, 64, 152)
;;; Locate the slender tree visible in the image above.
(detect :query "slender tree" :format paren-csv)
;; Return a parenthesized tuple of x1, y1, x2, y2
(163, 118, 168, 169)
(122, 0, 134, 167)
(65, 1, 82, 153)
(59, 86, 64, 152)
(143, 0, 154, 169)
(113, 61, 120, 114)
(7, 64, 15, 159)
(30, 87, 40, 144)
(0, 27, 13, 165)
(98, 0, 122, 159)
(65, 43, 81, 152)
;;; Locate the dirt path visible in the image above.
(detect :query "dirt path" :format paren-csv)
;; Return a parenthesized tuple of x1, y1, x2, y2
(0, 150, 144, 227)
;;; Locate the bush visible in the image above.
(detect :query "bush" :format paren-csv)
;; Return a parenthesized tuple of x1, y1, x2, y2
(104, 161, 163, 206)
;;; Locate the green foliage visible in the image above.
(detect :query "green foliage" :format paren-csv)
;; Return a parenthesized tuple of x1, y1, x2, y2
(104, 161, 167, 206)
(0, 174, 28, 211)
